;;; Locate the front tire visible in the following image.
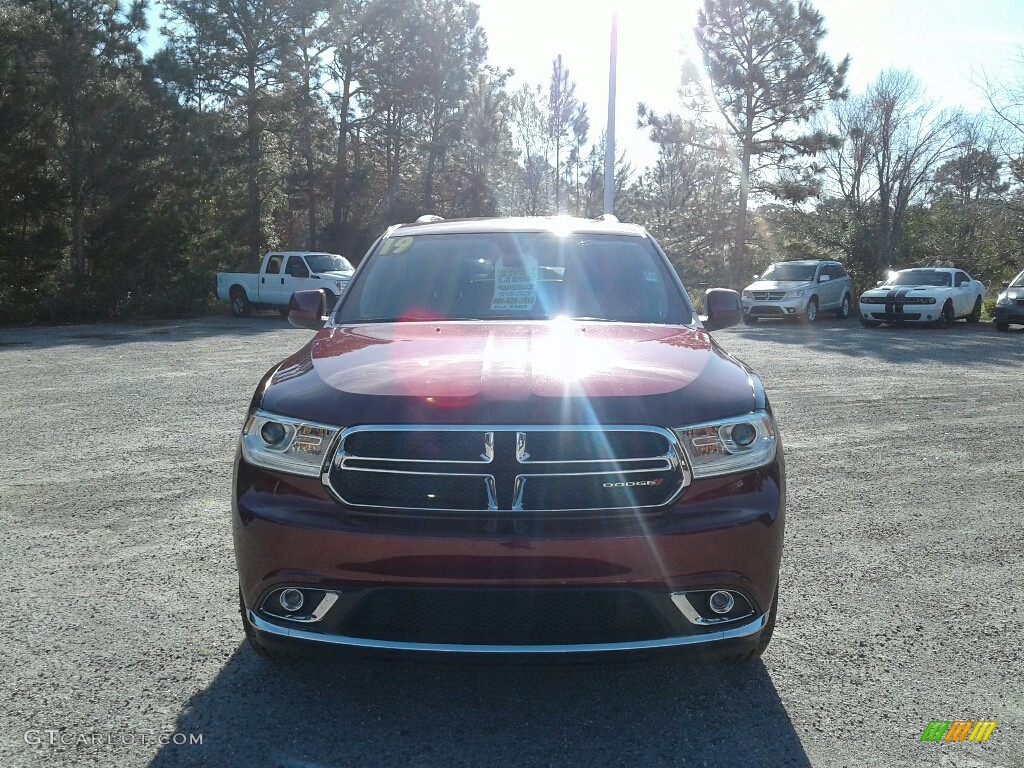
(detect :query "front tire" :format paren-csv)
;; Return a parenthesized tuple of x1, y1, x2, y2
(743, 314, 758, 326)
(859, 316, 881, 328)
(802, 297, 819, 323)
(996, 321, 1010, 332)
(836, 293, 851, 319)
(966, 296, 982, 323)
(936, 301, 954, 329)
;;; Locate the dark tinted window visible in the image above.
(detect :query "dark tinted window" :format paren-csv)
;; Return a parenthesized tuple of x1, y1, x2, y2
(335, 232, 691, 324)
(285, 256, 309, 278)
(306, 254, 353, 273)
(265, 255, 283, 274)
(889, 270, 952, 287)
(829, 264, 847, 279)
(761, 263, 816, 281)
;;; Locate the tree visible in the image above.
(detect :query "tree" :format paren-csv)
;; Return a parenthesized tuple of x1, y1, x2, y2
(695, 0, 848, 281)
(547, 55, 587, 213)
(508, 82, 550, 215)
(449, 68, 516, 216)
(163, 0, 291, 262)
(819, 70, 960, 272)
(415, 0, 486, 212)
(324, 0, 381, 252)
(632, 97, 736, 286)
(279, 0, 334, 249)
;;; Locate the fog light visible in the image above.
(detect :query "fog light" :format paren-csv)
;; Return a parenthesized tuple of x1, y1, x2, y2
(709, 590, 734, 614)
(279, 588, 304, 612)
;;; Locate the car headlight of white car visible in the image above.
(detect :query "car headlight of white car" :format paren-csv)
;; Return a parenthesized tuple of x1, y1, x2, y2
(674, 411, 777, 478)
(742, 290, 752, 298)
(241, 410, 341, 476)
(782, 290, 804, 299)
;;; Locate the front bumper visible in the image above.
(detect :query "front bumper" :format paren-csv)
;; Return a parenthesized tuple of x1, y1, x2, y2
(994, 304, 1024, 326)
(247, 607, 769, 659)
(859, 304, 939, 323)
(742, 297, 806, 318)
(233, 454, 785, 657)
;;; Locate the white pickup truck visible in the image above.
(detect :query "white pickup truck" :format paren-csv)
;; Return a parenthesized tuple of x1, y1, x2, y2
(216, 251, 354, 317)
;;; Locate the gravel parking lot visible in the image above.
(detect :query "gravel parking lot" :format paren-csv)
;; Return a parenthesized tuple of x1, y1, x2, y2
(1, 314, 1021, 768)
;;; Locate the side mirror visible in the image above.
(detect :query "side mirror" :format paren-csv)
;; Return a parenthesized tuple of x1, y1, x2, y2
(288, 289, 327, 329)
(818, 274, 831, 282)
(701, 288, 742, 331)
(1003, 281, 1010, 288)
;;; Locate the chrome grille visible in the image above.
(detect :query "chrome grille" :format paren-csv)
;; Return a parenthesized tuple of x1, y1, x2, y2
(324, 425, 688, 513)
(750, 291, 785, 301)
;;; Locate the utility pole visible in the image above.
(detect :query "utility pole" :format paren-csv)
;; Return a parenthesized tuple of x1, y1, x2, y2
(603, 11, 618, 215)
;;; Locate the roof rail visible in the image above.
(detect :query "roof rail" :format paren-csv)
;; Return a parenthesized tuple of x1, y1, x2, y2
(593, 213, 618, 223)
(415, 214, 445, 224)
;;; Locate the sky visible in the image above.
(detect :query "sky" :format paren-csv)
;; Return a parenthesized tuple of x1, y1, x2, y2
(474, 0, 1024, 171)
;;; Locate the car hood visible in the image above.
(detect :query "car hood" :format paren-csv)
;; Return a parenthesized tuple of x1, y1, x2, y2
(861, 285, 945, 298)
(1001, 287, 1024, 300)
(315, 270, 353, 280)
(259, 321, 763, 427)
(744, 280, 812, 292)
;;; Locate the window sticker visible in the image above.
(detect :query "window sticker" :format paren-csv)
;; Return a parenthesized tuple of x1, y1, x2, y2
(644, 271, 659, 283)
(490, 255, 539, 311)
(378, 236, 414, 256)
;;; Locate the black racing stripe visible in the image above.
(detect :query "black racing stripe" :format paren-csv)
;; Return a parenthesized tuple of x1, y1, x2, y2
(885, 289, 898, 315)
(895, 287, 910, 314)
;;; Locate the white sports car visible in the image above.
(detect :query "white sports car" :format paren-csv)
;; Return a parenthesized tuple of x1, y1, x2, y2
(858, 268, 986, 328)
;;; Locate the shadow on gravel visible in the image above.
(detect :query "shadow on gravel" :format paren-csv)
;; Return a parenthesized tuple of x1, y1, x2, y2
(0, 314, 304, 350)
(149, 647, 810, 768)
(722, 318, 1022, 367)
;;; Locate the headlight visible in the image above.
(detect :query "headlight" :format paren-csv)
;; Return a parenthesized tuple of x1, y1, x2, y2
(673, 411, 777, 478)
(782, 290, 804, 299)
(997, 293, 1010, 306)
(240, 410, 340, 476)
(742, 290, 752, 298)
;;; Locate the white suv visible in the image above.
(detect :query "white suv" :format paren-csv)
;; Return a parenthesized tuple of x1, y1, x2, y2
(742, 260, 853, 324)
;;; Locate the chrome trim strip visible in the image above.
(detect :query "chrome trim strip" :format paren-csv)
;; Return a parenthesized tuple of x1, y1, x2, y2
(310, 592, 339, 622)
(249, 611, 767, 654)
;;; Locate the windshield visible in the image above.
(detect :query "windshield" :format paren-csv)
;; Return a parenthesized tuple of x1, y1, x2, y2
(334, 232, 691, 324)
(1010, 270, 1024, 288)
(306, 254, 353, 273)
(887, 270, 951, 287)
(760, 263, 816, 282)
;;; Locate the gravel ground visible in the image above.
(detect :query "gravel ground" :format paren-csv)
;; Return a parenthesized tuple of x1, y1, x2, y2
(1, 314, 1021, 768)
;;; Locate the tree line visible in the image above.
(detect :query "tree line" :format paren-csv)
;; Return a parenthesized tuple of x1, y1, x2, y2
(2, 0, 1023, 324)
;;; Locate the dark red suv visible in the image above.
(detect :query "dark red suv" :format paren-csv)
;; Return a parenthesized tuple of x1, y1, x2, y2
(233, 216, 785, 660)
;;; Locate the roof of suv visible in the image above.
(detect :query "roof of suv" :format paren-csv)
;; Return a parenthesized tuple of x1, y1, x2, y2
(770, 259, 841, 266)
(389, 215, 648, 238)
